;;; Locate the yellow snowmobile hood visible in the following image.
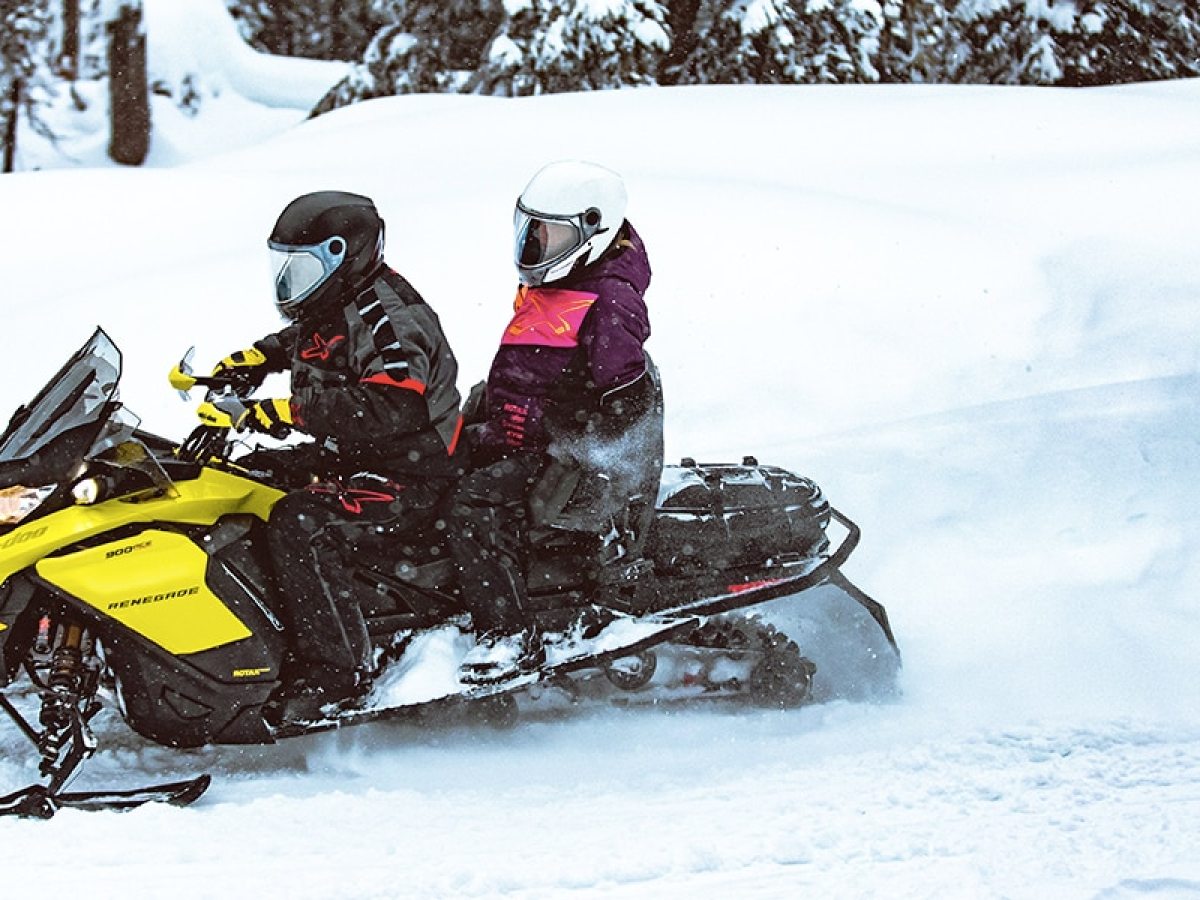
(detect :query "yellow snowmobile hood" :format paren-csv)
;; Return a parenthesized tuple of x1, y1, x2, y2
(0, 467, 283, 586)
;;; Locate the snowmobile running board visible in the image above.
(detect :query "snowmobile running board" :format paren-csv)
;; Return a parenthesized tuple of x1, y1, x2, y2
(271, 616, 701, 739)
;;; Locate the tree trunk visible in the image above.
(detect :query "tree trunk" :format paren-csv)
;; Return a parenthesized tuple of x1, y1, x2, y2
(661, 0, 701, 85)
(2, 78, 19, 174)
(108, 1, 150, 166)
(61, 0, 81, 80)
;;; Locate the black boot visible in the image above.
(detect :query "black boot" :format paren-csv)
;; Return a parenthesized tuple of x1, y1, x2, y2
(268, 663, 372, 724)
(458, 628, 544, 685)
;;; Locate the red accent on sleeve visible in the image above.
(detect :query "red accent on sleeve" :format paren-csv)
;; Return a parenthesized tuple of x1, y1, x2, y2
(360, 373, 428, 394)
(446, 415, 464, 456)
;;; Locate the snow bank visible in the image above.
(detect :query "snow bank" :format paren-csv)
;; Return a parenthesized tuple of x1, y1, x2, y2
(144, 0, 349, 110)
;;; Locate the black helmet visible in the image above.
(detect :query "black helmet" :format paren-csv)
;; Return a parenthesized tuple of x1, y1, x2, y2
(268, 191, 385, 321)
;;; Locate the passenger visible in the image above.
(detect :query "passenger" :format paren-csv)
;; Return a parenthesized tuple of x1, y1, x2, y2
(446, 160, 658, 684)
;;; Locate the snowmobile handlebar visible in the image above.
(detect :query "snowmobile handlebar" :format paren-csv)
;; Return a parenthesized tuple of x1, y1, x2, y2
(170, 368, 255, 400)
(187, 373, 247, 392)
(168, 347, 266, 464)
(168, 346, 260, 400)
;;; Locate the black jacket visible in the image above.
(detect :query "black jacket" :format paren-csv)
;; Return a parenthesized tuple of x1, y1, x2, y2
(256, 267, 463, 479)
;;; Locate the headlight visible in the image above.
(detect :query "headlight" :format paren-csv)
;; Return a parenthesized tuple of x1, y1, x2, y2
(0, 484, 57, 525)
(72, 477, 103, 506)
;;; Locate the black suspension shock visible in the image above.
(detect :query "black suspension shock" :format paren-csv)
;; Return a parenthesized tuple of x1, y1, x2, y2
(35, 617, 101, 782)
(50, 623, 86, 691)
(39, 622, 83, 762)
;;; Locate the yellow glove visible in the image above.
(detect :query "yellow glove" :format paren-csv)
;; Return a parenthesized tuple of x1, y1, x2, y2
(212, 347, 270, 388)
(236, 398, 294, 439)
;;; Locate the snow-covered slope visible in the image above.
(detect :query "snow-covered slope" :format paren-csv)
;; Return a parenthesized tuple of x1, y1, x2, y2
(1, 9, 1199, 895)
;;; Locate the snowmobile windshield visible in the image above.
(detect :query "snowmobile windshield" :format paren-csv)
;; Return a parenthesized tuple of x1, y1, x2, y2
(270, 237, 346, 319)
(0, 328, 171, 496)
(0, 328, 122, 474)
(513, 205, 586, 271)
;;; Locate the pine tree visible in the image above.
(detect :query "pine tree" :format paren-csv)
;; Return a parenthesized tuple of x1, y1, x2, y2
(875, 0, 956, 83)
(660, 0, 701, 82)
(949, 0, 1200, 85)
(469, 0, 669, 97)
(953, 2, 1047, 84)
(225, 0, 383, 61)
(790, 0, 878, 83)
(1054, 0, 1200, 85)
(667, 0, 875, 86)
(291, 0, 1200, 117)
(312, 1, 503, 114)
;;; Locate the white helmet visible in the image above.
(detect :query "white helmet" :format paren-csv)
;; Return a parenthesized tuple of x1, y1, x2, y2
(513, 160, 628, 287)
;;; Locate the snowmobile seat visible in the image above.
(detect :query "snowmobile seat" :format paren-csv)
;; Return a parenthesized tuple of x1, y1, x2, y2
(524, 454, 658, 599)
(525, 362, 665, 595)
(528, 458, 623, 535)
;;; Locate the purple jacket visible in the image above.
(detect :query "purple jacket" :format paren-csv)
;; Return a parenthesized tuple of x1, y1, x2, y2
(474, 221, 652, 458)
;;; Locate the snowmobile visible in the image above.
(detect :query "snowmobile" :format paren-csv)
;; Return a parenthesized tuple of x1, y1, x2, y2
(0, 328, 898, 817)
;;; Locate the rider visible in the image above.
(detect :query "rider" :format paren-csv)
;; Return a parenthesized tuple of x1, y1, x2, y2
(207, 190, 463, 712)
(448, 160, 658, 684)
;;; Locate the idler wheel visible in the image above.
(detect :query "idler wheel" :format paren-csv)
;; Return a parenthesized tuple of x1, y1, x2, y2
(603, 649, 658, 691)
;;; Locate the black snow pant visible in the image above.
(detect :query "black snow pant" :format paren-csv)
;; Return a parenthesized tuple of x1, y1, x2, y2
(265, 471, 450, 684)
(445, 452, 546, 635)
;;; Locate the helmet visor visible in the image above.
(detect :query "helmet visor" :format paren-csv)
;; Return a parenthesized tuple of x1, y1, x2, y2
(514, 210, 582, 271)
(269, 237, 346, 318)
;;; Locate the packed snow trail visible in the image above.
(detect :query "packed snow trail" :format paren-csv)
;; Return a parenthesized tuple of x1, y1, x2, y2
(3, 705, 1198, 899)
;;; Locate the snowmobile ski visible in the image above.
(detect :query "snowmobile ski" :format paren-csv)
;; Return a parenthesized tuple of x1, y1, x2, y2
(0, 774, 211, 819)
